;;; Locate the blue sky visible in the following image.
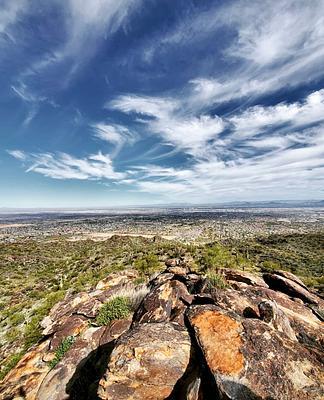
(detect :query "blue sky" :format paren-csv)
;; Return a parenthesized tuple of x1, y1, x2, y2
(1, 0, 324, 207)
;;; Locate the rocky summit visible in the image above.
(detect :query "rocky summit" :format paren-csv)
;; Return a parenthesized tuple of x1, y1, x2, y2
(1, 261, 323, 400)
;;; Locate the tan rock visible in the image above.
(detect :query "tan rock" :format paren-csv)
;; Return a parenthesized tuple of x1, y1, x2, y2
(98, 322, 191, 400)
(263, 273, 320, 304)
(258, 300, 297, 341)
(133, 279, 192, 324)
(0, 340, 50, 400)
(187, 305, 324, 399)
(273, 270, 308, 289)
(95, 270, 138, 290)
(36, 319, 131, 400)
(50, 315, 88, 350)
(221, 268, 268, 288)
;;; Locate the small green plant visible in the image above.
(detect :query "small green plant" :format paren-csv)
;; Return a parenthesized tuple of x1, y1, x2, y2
(134, 276, 146, 285)
(0, 352, 23, 381)
(95, 296, 131, 326)
(48, 336, 75, 369)
(134, 253, 160, 275)
(207, 272, 228, 289)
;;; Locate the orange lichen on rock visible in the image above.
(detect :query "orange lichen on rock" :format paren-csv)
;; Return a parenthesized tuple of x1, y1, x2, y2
(191, 310, 244, 375)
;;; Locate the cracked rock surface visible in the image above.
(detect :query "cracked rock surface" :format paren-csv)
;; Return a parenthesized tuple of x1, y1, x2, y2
(1, 264, 323, 400)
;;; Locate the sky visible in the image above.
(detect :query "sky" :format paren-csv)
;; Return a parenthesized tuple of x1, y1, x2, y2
(1, 0, 324, 207)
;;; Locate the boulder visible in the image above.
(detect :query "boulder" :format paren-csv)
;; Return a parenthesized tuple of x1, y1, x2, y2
(258, 300, 297, 341)
(221, 269, 268, 288)
(187, 304, 324, 400)
(273, 270, 308, 289)
(98, 322, 191, 400)
(49, 315, 88, 350)
(95, 270, 138, 290)
(41, 292, 90, 335)
(165, 258, 179, 268)
(36, 318, 132, 400)
(133, 279, 193, 324)
(167, 265, 190, 275)
(263, 273, 320, 304)
(0, 340, 51, 400)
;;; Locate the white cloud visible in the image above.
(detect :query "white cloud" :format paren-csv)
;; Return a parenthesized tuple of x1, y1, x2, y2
(9, 0, 143, 123)
(0, 0, 28, 38)
(142, 0, 324, 109)
(9, 151, 125, 180)
(229, 89, 324, 138)
(110, 94, 224, 156)
(92, 123, 137, 146)
(7, 149, 26, 160)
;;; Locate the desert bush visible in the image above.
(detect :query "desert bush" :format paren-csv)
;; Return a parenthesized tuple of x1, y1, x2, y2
(95, 296, 131, 326)
(0, 352, 23, 380)
(48, 336, 75, 369)
(206, 272, 228, 289)
(134, 253, 160, 275)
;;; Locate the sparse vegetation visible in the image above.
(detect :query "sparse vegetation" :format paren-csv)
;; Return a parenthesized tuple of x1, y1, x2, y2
(134, 253, 160, 275)
(95, 296, 131, 326)
(0, 230, 323, 380)
(206, 272, 228, 289)
(0, 352, 23, 381)
(48, 336, 75, 369)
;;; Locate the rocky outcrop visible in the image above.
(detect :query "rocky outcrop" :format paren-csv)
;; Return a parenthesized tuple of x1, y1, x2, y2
(1, 263, 323, 400)
(263, 272, 320, 304)
(98, 323, 192, 400)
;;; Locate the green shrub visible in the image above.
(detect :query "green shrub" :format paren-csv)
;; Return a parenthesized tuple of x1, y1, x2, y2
(0, 352, 23, 381)
(8, 312, 24, 326)
(23, 316, 42, 350)
(134, 253, 160, 275)
(48, 336, 75, 369)
(5, 327, 20, 344)
(200, 244, 236, 271)
(207, 272, 228, 289)
(95, 296, 131, 326)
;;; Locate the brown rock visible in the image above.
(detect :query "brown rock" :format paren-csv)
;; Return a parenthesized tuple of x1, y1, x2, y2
(217, 285, 323, 355)
(36, 337, 96, 400)
(165, 258, 179, 267)
(41, 292, 90, 335)
(263, 273, 320, 304)
(99, 318, 132, 346)
(50, 315, 88, 350)
(167, 266, 189, 275)
(36, 319, 131, 400)
(188, 306, 244, 377)
(0, 340, 50, 400)
(221, 269, 268, 288)
(134, 279, 192, 324)
(273, 270, 308, 289)
(149, 272, 175, 287)
(187, 305, 324, 399)
(258, 300, 297, 341)
(95, 270, 138, 290)
(98, 322, 191, 400)
(75, 298, 102, 318)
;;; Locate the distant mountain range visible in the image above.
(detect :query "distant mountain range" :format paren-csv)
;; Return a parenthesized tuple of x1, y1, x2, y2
(0, 200, 324, 213)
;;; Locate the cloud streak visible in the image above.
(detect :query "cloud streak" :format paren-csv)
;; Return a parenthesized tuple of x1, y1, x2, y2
(9, 150, 125, 180)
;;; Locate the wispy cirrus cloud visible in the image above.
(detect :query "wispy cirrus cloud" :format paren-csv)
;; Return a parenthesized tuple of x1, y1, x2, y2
(229, 89, 324, 139)
(92, 123, 137, 148)
(110, 95, 224, 157)
(0, 0, 28, 40)
(132, 125, 324, 202)
(142, 0, 324, 110)
(9, 150, 125, 180)
(7, 0, 142, 125)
